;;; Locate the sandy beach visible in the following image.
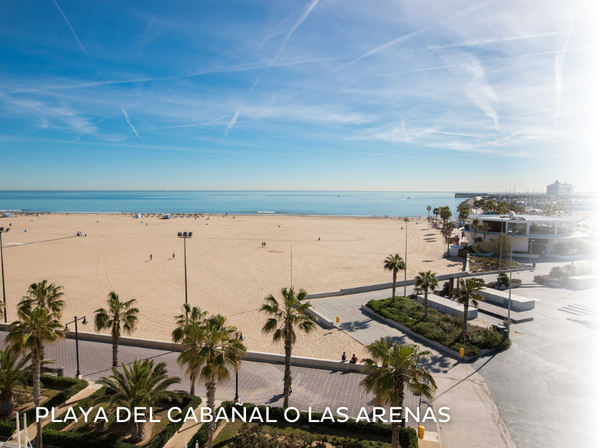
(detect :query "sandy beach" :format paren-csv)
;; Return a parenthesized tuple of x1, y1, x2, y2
(0, 213, 462, 360)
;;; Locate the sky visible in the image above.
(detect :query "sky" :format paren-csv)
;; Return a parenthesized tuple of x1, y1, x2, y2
(0, 0, 598, 192)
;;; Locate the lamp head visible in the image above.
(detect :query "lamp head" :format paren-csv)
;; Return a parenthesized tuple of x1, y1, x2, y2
(82, 316, 88, 325)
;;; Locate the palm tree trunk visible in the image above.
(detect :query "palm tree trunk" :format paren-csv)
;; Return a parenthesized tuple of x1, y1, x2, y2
(391, 421, 400, 448)
(397, 376, 406, 430)
(0, 391, 14, 416)
(392, 271, 397, 299)
(112, 334, 119, 367)
(205, 377, 216, 448)
(190, 372, 196, 396)
(283, 337, 293, 408)
(424, 290, 428, 319)
(32, 347, 42, 448)
(133, 420, 147, 443)
(463, 304, 468, 332)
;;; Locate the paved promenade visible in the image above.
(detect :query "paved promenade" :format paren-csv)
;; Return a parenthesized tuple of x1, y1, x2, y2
(0, 332, 435, 432)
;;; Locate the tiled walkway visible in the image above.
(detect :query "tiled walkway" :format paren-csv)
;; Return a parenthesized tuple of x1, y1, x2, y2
(0, 332, 435, 431)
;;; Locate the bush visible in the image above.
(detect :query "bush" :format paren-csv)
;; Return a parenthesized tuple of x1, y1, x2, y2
(220, 402, 418, 448)
(43, 391, 201, 448)
(498, 273, 510, 287)
(366, 297, 510, 357)
(0, 375, 88, 437)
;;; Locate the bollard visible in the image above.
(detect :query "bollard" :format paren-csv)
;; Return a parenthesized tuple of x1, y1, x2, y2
(418, 425, 425, 439)
(460, 347, 465, 358)
(336, 315, 340, 324)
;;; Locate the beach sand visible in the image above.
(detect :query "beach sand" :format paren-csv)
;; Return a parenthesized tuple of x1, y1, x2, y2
(0, 214, 462, 360)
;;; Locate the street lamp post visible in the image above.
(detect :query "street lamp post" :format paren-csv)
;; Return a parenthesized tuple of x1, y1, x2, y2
(403, 217, 408, 297)
(65, 316, 88, 378)
(506, 231, 514, 339)
(0, 227, 10, 323)
(177, 232, 193, 316)
(231, 332, 244, 402)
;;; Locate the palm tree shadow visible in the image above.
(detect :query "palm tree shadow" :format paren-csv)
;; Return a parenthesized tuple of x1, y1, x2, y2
(337, 320, 371, 332)
(266, 393, 284, 404)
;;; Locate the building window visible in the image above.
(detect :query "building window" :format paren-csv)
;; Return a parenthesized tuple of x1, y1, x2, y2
(556, 222, 572, 234)
(507, 222, 528, 235)
(529, 222, 555, 235)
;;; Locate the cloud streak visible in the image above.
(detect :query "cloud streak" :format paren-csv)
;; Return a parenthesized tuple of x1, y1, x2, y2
(121, 107, 143, 141)
(554, 11, 574, 128)
(52, 0, 88, 55)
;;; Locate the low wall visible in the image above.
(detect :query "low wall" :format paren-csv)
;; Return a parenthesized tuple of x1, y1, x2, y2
(305, 307, 335, 329)
(0, 325, 363, 373)
(416, 294, 477, 320)
(568, 275, 598, 290)
(479, 288, 536, 311)
(306, 272, 470, 300)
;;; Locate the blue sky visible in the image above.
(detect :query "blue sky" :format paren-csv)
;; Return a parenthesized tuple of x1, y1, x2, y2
(0, 0, 597, 191)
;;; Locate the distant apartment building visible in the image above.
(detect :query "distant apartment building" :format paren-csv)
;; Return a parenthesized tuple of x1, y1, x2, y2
(546, 180, 573, 196)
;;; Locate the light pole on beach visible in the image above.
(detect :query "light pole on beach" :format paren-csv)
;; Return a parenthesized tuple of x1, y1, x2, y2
(65, 316, 87, 378)
(178, 232, 193, 316)
(403, 218, 409, 297)
(506, 231, 514, 339)
(0, 227, 10, 323)
(230, 332, 244, 402)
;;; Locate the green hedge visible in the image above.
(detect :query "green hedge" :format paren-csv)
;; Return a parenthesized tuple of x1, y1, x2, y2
(220, 402, 418, 448)
(43, 392, 201, 448)
(366, 297, 510, 357)
(0, 375, 88, 437)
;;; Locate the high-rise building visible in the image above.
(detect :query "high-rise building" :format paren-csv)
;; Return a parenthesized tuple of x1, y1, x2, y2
(546, 180, 573, 196)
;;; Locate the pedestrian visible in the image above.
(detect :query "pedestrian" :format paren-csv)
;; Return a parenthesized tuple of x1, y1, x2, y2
(350, 354, 358, 364)
(150, 254, 152, 261)
(173, 252, 175, 258)
(532, 262, 536, 271)
(342, 352, 347, 362)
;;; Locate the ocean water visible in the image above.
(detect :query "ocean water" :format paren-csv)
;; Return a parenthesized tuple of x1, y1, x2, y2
(0, 191, 463, 217)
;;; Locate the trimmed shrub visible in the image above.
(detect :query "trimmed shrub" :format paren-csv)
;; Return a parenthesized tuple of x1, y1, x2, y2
(220, 402, 418, 448)
(366, 297, 510, 356)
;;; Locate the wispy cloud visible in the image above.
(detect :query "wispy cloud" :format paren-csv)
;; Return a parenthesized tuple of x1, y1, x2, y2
(121, 107, 143, 141)
(426, 30, 573, 50)
(464, 55, 501, 132)
(51, 0, 88, 55)
(554, 10, 574, 128)
(223, 107, 242, 138)
(158, 115, 229, 130)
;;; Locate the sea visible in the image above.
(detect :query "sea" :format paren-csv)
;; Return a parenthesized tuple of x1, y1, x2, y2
(0, 191, 465, 217)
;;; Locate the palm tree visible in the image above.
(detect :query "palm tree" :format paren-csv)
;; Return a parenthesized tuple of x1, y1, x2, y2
(6, 306, 64, 448)
(383, 254, 406, 299)
(361, 338, 436, 448)
(260, 287, 317, 408)
(426, 205, 432, 221)
(471, 218, 481, 242)
(94, 291, 139, 367)
(94, 359, 181, 442)
(458, 205, 469, 226)
(414, 271, 438, 318)
(452, 278, 484, 331)
(18, 280, 66, 319)
(442, 222, 455, 255)
(172, 304, 208, 395)
(439, 206, 452, 227)
(432, 207, 440, 225)
(178, 315, 246, 448)
(0, 348, 31, 416)
(481, 223, 491, 239)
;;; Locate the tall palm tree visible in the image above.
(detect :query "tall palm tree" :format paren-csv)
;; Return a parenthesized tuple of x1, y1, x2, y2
(458, 205, 469, 226)
(0, 348, 31, 416)
(414, 271, 438, 318)
(439, 206, 452, 227)
(172, 304, 208, 395)
(442, 222, 455, 255)
(94, 359, 181, 442)
(179, 315, 246, 448)
(452, 278, 484, 331)
(94, 291, 139, 367)
(383, 254, 406, 299)
(426, 205, 432, 220)
(361, 338, 436, 448)
(471, 218, 481, 242)
(432, 207, 440, 224)
(481, 223, 491, 239)
(261, 287, 316, 408)
(18, 280, 66, 319)
(6, 306, 64, 448)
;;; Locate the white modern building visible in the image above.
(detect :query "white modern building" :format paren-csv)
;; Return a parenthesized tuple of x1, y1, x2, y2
(546, 180, 573, 196)
(464, 214, 586, 258)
